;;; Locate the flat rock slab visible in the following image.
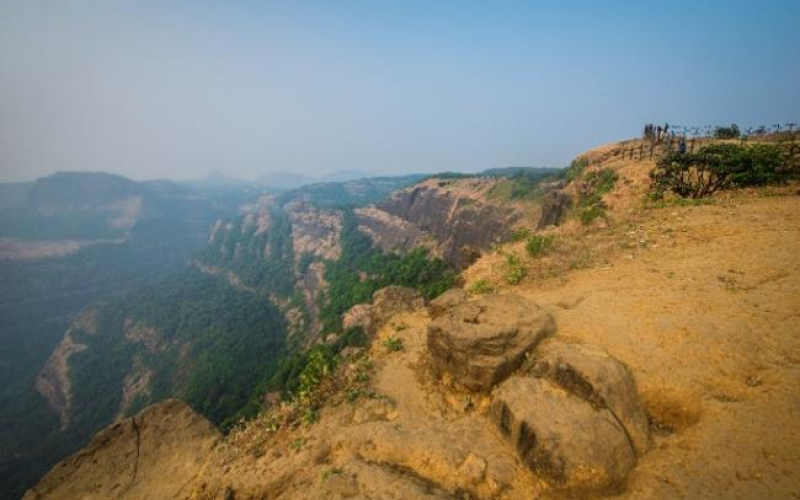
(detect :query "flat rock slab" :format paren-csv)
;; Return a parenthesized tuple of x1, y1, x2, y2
(427, 294, 555, 391)
(24, 400, 220, 500)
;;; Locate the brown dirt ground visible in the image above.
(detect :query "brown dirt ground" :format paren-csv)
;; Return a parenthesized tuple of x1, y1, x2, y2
(511, 193, 800, 499)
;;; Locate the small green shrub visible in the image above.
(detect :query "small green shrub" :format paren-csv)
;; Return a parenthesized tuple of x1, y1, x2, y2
(382, 336, 404, 352)
(575, 168, 618, 225)
(296, 347, 334, 402)
(469, 279, 495, 294)
(346, 387, 362, 403)
(301, 407, 319, 425)
(579, 206, 606, 225)
(566, 158, 589, 184)
(503, 253, 527, 285)
(525, 235, 554, 258)
(322, 467, 344, 480)
(584, 168, 618, 196)
(510, 227, 532, 242)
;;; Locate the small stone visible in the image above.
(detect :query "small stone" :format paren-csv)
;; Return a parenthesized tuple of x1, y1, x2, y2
(458, 453, 487, 485)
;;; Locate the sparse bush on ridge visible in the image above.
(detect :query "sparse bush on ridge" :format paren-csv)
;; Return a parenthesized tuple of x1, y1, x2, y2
(510, 227, 532, 242)
(525, 235, 554, 258)
(503, 253, 527, 284)
(575, 167, 618, 225)
(650, 143, 788, 199)
(566, 157, 589, 184)
(469, 278, 495, 294)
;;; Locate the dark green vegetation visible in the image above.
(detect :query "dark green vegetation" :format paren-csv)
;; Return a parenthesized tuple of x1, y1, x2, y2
(0, 173, 247, 500)
(525, 235, 555, 258)
(481, 166, 562, 178)
(650, 143, 789, 199)
(503, 253, 526, 285)
(486, 168, 564, 202)
(565, 157, 589, 184)
(279, 175, 425, 208)
(0, 169, 458, 500)
(259, 209, 455, 407)
(510, 227, 533, 243)
(576, 168, 618, 224)
(67, 267, 287, 429)
(316, 211, 455, 335)
(714, 124, 741, 139)
(469, 278, 495, 295)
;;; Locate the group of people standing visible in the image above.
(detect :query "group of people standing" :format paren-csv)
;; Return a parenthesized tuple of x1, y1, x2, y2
(643, 123, 671, 142)
(643, 122, 688, 154)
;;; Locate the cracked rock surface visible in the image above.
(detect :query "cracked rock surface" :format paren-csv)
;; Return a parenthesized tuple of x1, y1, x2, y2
(23, 400, 220, 500)
(427, 293, 555, 391)
(490, 339, 651, 493)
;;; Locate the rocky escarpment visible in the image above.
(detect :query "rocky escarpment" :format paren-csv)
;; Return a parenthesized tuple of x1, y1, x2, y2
(355, 178, 528, 268)
(28, 289, 652, 500)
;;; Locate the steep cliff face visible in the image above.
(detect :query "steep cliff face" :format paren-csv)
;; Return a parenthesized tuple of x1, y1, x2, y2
(356, 178, 531, 268)
(285, 199, 343, 261)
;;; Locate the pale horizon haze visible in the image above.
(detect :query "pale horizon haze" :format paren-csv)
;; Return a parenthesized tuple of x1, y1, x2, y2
(1, 0, 798, 183)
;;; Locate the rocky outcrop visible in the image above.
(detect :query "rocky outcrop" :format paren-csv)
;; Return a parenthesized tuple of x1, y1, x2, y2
(117, 358, 153, 418)
(536, 191, 571, 229)
(490, 340, 651, 492)
(342, 303, 374, 333)
(353, 206, 435, 254)
(35, 310, 100, 429)
(342, 286, 425, 335)
(35, 332, 86, 430)
(427, 294, 555, 391)
(285, 200, 343, 261)
(24, 400, 220, 500)
(299, 261, 328, 335)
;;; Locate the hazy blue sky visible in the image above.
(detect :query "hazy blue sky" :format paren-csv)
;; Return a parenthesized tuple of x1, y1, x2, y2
(1, 0, 798, 183)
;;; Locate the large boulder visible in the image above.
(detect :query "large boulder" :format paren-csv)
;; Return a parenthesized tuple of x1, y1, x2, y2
(530, 339, 651, 455)
(491, 376, 636, 492)
(427, 294, 554, 391)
